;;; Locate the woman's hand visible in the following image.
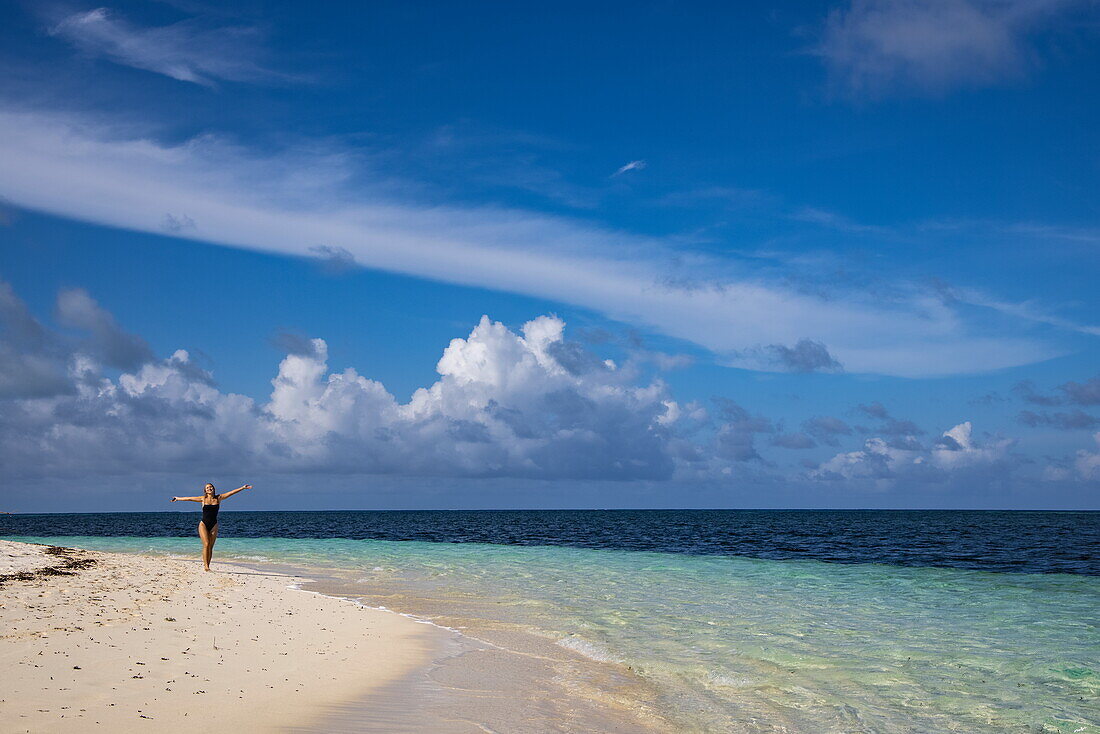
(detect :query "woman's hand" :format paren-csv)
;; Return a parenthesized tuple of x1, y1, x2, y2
(242, 484, 253, 490)
(170, 497, 177, 502)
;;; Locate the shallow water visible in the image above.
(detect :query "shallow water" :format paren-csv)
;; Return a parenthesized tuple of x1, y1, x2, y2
(10, 533, 1099, 733)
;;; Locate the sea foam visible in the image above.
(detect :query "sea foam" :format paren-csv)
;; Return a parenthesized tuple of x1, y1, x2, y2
(556, 634, 623, 664)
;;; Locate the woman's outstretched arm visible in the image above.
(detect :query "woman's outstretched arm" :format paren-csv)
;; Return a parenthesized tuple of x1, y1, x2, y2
(217, 484, 252, 501)
(171, 496, 204, 503)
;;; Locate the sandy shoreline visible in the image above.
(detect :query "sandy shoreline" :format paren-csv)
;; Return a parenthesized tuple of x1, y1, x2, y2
(1, 539, 672, 733)
(0, 540, 437, 733)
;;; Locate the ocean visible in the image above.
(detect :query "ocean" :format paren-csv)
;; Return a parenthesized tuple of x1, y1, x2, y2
(5, 509, 1098, 732)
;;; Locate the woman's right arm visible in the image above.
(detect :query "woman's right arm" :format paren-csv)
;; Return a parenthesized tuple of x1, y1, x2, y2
(171, 496, 203, 503)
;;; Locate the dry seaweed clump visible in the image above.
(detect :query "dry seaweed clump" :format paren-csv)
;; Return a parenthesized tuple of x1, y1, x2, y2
(0, 545, 97, 586)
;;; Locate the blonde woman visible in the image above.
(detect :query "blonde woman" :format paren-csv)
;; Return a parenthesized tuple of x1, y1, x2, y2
(171, 483, 252, 571)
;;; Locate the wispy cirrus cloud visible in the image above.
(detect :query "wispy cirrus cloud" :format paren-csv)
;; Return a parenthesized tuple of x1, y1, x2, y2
(0, 107, 1066, 377)
(47, 7, 287, 86)
(611, 160, 646, 177)
(789, 206, 892, 235)
(815, 0, 1094, 97)
(415, 123, 603, 209)
(938, 283, 1100, 337)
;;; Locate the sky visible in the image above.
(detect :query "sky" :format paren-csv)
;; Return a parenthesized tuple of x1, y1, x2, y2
(0, 0, 1098, 511)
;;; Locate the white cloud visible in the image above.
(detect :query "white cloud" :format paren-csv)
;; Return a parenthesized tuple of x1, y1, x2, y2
(48, 7, 284, 86)
(56, 287, 154, 370)
(0, 283, 158, 398)
(1076, 433, 1100, 480)
(931, 420, 1015, 469)
(611, 160, 647, 177)
(0, 285, 690, 481)
(946, 285, 1100, 337)
(0, 108, 1061, 377)
(1042, 464, 1071, 481)
(812, 420, 1014, 486)
(813, 437, 921, 482)
(817, 0, 1087, 96)
(2, 282, 1087, 496)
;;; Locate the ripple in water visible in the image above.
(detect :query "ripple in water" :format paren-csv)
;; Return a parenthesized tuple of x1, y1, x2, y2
(15, 534, 1100, 733)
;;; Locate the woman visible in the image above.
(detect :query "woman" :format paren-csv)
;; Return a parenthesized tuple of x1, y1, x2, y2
(171, 483, 252, 571)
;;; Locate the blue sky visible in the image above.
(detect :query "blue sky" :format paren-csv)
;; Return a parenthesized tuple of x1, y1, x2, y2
(0, 0, 1098, 511)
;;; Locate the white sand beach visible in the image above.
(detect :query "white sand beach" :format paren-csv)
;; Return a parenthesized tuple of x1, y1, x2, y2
(0, 540, 436, 733)
(0, 539, 671, 733)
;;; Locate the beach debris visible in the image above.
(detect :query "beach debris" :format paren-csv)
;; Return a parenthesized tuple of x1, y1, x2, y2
(0, 546, 96, 586)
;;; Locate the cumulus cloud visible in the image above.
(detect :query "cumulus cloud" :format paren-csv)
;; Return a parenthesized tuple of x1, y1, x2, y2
(771, 432, 817, 449)
(812, 420, 1014, 486)
(858, 401, 890, 420)
(710, 398, 775, 463)
(0, 284, 155, 399)
(0, 283, 72, 399)
(574, 327, 693, 372)
(0, 284, 697, 482)
(856, 401, 924, 439)
(930, 420, 1014, 468)
(309, 245, 357, 274)
(766, 339, 843, 373)
(816, 0, 1090, 96)
(803, 415, 853, 446)
(0, 107, 1062, 378)
(48, 7, 285, 86)
(1013, 378, 1063, 406)
(270, 330, 324, 358)
(1, 281, 1088, 499)
(56, 288, 154, 371)
(813, 437, 925, 482)
(1061, 377, 1100, 406)
(1018, 409, 1099, 431)
(1012, 376, 1100, 429)
(728, 339, 844, 374)
(1016, 375, 1100, 407)
(968, 390, 1006, 407)
(1075, 433, 1100, 480)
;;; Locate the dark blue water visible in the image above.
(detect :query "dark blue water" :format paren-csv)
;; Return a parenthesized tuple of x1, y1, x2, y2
(4, 509, 1097, 575)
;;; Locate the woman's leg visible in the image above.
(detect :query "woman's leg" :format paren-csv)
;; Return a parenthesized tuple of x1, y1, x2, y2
(198, 521, 213, 571)
(209, 524, 218, 569)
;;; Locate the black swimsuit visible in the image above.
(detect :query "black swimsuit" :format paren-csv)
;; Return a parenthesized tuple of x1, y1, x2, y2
(201, 501, 220, 530)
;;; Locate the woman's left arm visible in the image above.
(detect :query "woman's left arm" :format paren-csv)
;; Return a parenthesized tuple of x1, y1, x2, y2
(217, 484, 252, 501)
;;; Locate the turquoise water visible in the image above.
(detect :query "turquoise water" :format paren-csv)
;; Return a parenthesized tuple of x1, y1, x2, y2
(14, 535, 1100, 733)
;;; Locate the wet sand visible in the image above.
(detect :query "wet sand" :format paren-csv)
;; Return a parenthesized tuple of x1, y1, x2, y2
(294, 575, 672, 733)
